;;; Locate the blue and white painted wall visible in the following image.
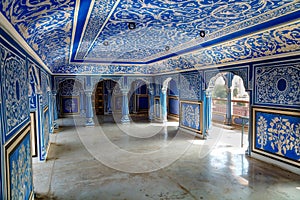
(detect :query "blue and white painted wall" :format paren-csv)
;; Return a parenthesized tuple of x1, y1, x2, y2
(252, 59, 300, 168)
(0, 27, 33, 200)
(153, 72, 206, 135)
(58, 78, 84, 116)
(0, 24, 54, 198)
(28, 51, 53, 162)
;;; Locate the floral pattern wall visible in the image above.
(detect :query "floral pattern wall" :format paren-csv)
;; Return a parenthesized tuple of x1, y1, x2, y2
(9, 131, 33, 200)
(28, 60, 40, 110)
(58, 79, 83, 115)
(254, 63, 300, 108)
(0, 39, 29, 141)
(180, 101, 202, 134)
(180, 71, 202, 101)
(40, 109, 50, 161)
(254, 109, 300, 165)
(1, 28, 33, 199)
(41, 72, 50, 107)
(253, 60, 300, 166)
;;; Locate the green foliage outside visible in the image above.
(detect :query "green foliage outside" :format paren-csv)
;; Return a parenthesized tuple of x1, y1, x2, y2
(212, 84, 227, 98)
(237, 102, 246, 106)
(233, 88, 238, 97)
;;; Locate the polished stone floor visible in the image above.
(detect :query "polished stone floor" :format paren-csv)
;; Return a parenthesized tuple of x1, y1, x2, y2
(33, 116, 300, 200)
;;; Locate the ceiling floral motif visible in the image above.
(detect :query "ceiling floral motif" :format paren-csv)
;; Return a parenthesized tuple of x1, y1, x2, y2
(53, 20, 300, 75)
(1, 0, 300, 74)
(0, 0, 75, 69)
(84, 0, 298, 62)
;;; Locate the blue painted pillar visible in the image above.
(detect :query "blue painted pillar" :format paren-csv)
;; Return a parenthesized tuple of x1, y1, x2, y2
(121, 89, 130, 124)
(161, 88, 167, 123)
(48, 92, 54, 133)
(37, 94, 46, 161)
(225, 73, 233, 125)
(148, 86, 154, 121)
(52, 91, 59, 129)
(202, 91, 208, 137)
(247, 90, 252, 156)
(206, 91, 212, 129)
(107, 89, 112, 114)
(132, 83, 137, 114)
(85, 90, 95, 126)
(80, 91, 86, 116)
(52, 91, 58, 120)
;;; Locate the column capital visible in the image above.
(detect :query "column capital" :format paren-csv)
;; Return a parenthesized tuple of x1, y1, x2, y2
(205, 90, 212, 97)
(121, 89, 129, 95)
(84, 90, 93, 96)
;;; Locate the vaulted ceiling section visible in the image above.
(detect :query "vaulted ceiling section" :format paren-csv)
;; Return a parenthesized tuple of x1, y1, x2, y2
(1, 0, 300, 74)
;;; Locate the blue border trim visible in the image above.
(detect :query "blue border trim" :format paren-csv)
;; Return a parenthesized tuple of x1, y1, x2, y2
(71, 0, 93, 61)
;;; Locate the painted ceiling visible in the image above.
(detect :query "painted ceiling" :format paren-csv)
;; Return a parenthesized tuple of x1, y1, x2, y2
(1, 0, 300, 74)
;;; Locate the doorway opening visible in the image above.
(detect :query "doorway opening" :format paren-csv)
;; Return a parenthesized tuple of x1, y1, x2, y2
(93, 80, 119, 123)
(129, 79, 149, 122)
(208, 72, 250, 150)
(167, 79, 179, 122)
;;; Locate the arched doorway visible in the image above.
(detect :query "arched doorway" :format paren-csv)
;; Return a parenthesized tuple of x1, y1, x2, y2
(129, 79, 149, 121)
(207, 72, 250, 149)
(167, 79, 179, 122)
(93, 79, 119, 123)
(162, 77, 180, 123)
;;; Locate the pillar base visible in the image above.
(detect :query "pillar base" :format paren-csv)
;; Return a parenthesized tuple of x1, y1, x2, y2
(163, 116, 168, 124)
(148, 112, 154, 121)
(85, 118, 95, 127)
(121, 115, 130, 124)
(53, 121, 59, 129)
(80, 110, 86, 117)
(224, 118, 232, 126)
(50, 126, 54, 133)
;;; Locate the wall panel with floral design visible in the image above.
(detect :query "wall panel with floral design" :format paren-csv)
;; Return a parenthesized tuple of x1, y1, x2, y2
(253, 107, 300, 166)
(0, 27, 34, 199)
(180, 101, 203, 135)
(252, 60, 300, 167)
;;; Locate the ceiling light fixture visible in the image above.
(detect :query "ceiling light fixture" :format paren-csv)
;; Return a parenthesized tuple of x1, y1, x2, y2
(199, 30, 205, 37)
(103, 41, 109, 46)
(128, 22, 136, 30)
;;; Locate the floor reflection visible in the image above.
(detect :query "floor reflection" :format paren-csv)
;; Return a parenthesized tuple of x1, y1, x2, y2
(32, 116, 300, 200)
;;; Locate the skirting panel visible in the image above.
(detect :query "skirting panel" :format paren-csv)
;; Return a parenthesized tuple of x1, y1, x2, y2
(180, 100, 203, 135)
(252, 107, 300, 167)
(4, 123, 33, 200)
